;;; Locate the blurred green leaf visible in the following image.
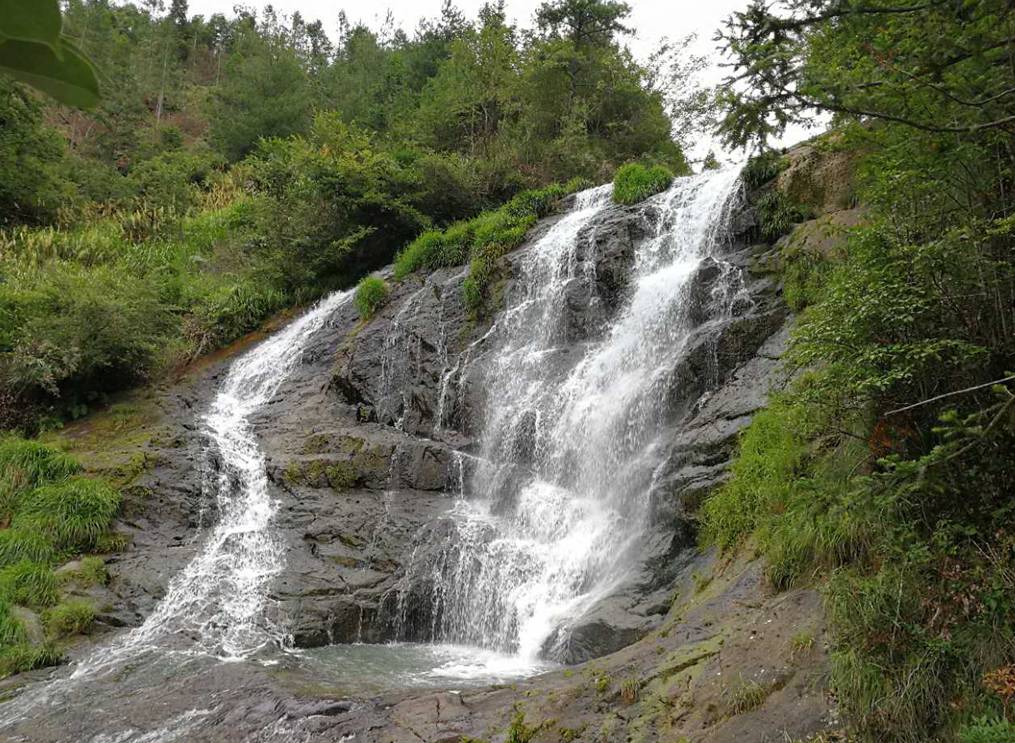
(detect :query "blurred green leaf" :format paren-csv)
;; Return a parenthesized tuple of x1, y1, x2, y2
(0, 0, 62, 48)
(0, 37, 99, 109)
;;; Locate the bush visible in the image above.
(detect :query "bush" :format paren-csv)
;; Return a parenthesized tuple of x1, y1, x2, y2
(354, 276, 391, 320)
(612, 163, 673, 205)
(14, 477, 120, 553)
(755, 190, 810, 242)
(0, 262, 177, 419)
(45, 599, 95, 638)
(0, 561, 59, 608)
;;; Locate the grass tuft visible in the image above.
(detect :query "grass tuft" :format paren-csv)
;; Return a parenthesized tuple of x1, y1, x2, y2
(45, 599, 95, 638)
(0, 530, 55, 567)
(0, 642, 62, 679)
(353, 276, 390, 320)
(0, 600, 25, 645)
(13, 476, 120, 553)
(0, 561, 59, 608)
(612, 163, 673, 205)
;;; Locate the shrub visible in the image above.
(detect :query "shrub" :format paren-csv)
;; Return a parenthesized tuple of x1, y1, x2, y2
(0, 561, 59, 608)
(354, 276, 391, 320)
(0, 261, 177, 418)
(612, 163, 673, 205)
(14, 477, 120, 552)
(45, 599, 95, 638)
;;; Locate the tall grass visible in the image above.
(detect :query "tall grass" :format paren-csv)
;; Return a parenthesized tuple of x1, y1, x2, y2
(14, 477, 120, 553)
(0, 561, 59, 608)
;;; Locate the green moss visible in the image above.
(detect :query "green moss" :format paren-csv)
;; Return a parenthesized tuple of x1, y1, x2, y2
(0, 561, 59, 608)
(45, 599, 95, 638)
(353, 276, 390, 320)
(612, 163, 673, 205)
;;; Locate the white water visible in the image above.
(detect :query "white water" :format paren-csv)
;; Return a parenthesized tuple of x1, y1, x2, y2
(419, 169, 744, 663)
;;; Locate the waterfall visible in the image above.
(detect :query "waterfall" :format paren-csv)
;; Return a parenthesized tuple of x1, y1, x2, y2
(0, 290, 352, 728)
(422, 168, 744, 661)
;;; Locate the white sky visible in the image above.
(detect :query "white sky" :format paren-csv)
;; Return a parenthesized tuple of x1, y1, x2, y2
(180, 0, 821, 159)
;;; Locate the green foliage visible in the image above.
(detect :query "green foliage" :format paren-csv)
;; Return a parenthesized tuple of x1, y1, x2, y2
(45, 599, 95, 638)
(611, 163, 673, 206)
(0, 561, 58, 608)
(704, 211, 1015, 741)
(354, 276, 390, 320)
(0, 530, 54, 567)
(959, 717, 1015, 743)
(0, 641, 61, 679)
(0, 600, 24, 645)
(741, 150, 785, 191)
(754, 190, 809, 242)
(210, 30, 313, 161)
(0, 81, 75, 225)
(0, 261, 176, 423)
(0, 437, 79, 514)
(14, 476, 120, 553)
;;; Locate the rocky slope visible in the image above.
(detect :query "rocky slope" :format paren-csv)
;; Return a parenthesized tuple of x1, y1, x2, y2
(14, 155, 862, 742)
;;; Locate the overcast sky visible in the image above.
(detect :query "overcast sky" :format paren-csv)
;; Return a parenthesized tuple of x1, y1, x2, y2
(180, 0, 820, 159)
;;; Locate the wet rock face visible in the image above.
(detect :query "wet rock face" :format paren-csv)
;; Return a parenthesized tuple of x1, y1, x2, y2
(249, 190, 792, 662)
(111, 186, 789, 663)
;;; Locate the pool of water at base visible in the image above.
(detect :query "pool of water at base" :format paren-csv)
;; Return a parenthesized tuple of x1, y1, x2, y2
(291, 642, 559, 693)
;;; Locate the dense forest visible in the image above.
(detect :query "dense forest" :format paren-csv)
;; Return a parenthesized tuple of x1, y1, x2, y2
(1, 1, 1014, 741)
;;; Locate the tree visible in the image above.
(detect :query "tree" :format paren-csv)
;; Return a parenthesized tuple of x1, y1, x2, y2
(210, 27, 312, 160)
(717, 0, 1015, 148)
(0, 81, 74, 224)
(535, 0, 631, 47)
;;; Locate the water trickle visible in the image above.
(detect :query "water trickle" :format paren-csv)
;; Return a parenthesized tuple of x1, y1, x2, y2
(420, 169, 744, 662)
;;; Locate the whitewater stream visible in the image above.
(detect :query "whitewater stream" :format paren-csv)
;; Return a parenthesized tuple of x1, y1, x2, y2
(0, 168, 744, 742)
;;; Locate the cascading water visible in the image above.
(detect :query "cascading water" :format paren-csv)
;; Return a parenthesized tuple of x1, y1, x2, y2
(416, 168, 744, 662)
(0, 290, 351, 732)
